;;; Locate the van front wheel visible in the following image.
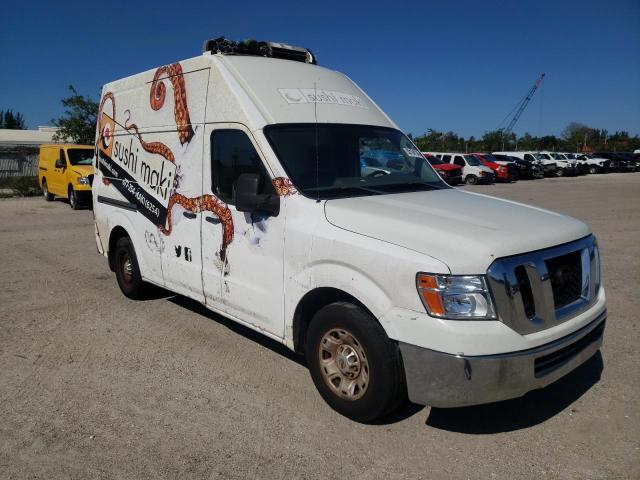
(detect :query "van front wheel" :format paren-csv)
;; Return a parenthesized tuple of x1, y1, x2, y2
(68, 187, 80, 210)
(465, 175, 478, 185)
(42, 179, 54, 201)
(114, 236, 148, 299)
(305, 302, 406, 423)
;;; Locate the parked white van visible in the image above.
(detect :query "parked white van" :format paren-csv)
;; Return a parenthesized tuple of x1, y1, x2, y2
(93, 38, 606, 422)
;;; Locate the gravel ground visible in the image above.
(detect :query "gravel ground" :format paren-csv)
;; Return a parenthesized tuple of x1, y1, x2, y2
(0, 173, 638, 479)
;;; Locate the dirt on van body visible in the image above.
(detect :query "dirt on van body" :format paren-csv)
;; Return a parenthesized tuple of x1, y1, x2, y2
(0, 173, 638, 479)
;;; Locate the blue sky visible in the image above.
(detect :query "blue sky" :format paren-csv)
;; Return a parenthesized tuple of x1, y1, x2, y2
(2, 0, 639, 137)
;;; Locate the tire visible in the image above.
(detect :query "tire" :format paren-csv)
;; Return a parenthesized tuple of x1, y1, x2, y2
(555, 168, 565, 177)
(42, 179, 54, 201)
(589, 166, 598, 174)
(68, 186, 80, 210)
(305, 302, 406, 423)
(114, 236, 148, 299)
(465, 175, 478, 185)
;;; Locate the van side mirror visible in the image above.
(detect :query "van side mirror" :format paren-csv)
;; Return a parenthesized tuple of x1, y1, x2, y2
(55, 157, 66, 169)
(235, 173, 280, 216)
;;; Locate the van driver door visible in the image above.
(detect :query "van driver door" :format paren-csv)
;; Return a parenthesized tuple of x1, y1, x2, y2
(201, 123, 285, 338)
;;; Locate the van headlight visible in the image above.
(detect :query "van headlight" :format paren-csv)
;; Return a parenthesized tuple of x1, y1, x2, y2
(77, 176, 90, 185)
(416, 273, 496, 320)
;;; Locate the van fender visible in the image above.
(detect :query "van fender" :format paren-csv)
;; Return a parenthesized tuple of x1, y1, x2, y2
(106, 211, 148, 274)
(286, 260, 401, 345)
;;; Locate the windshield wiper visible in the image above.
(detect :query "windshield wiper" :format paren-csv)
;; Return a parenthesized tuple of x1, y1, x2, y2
(306, 185, 384, 198)
(371, 182, 444, 193)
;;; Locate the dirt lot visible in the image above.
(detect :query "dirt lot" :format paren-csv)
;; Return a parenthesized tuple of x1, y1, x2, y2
(0, 174, 638, 479)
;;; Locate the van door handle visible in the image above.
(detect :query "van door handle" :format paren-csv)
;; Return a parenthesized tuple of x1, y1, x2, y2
(183, 212, 197, 219)
(205, 216, 220, 224)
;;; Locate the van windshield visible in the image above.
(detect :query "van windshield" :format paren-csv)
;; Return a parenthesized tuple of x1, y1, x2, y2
(264, 124, 447, 199)
(463, 155, 482, 166)
(67, 149, 94, 166)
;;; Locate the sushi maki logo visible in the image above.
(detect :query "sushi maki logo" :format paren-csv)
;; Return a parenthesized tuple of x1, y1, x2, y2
(100, 112, 115, 155)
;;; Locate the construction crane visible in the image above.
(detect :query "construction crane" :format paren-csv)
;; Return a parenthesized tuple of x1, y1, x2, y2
(498, 73, 545, 145)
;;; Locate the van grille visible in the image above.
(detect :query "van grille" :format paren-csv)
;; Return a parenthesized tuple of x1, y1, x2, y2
(487, 236, 599, 335)
(534, 320, 605, 377)
(546, 251, 582, 308)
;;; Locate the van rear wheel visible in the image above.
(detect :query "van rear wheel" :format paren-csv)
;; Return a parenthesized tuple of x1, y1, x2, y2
(114, 236, 148, 299)
(305, 302, 406, 423)
(42, 179, 54, 201)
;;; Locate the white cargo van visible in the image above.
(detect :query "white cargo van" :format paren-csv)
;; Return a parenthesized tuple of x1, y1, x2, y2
(93, 38, 606, 422)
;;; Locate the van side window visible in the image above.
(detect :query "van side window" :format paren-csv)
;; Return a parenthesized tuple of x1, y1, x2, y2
(442, 155, 451, 162)
(524, 154, 534, 161)
(454, 157, 465, 167)
(59, 149, 67, 165)
(211, 129, 274, 204)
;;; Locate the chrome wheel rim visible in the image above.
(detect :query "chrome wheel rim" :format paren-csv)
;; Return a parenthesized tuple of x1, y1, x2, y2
(318, 328, 369, 401)
(121, 254, 133, 286)
(42, 182, 48, 197)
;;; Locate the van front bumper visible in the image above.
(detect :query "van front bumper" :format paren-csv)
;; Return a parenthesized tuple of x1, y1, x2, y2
(399, 311, 605, 408)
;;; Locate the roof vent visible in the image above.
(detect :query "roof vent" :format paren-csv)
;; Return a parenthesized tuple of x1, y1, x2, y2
(202, 37, 316, 64)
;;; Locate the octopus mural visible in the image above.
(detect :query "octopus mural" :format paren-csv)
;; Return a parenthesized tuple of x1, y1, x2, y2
(97, 62, 296, 262)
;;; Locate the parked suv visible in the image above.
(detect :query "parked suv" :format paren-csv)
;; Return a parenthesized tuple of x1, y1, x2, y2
(492, 153, 542, 179)
(436, 153, 495, 184)
(473, 153, 518, 182)
(569, 153, 610, 174)
(494, 151, 558, 176)
(592, 152, 633, 172)
(538, 152, 579, 177)
(422, 153, 463, 185)
(93, 38, 607, 422)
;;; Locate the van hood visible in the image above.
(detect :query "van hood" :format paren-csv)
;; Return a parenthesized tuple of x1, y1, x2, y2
(72, 165, 94, 176)
(324, 188, 590, 274)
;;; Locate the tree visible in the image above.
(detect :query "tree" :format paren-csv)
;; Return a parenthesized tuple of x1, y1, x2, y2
(480, 130, 504, 152)
(0, 109, 26, 129)
(52, 86, 99, 144)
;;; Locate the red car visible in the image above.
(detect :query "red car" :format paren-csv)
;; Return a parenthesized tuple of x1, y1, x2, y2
(422, 153, 463, 185)
(472, 153, 516, 182)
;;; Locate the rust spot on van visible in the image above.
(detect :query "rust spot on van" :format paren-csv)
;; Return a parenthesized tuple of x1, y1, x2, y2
(272, 177, 297, 196)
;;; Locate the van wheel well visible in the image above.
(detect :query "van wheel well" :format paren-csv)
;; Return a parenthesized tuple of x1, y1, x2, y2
(108, 226, 130, 272)
(292, 288, 376, 355)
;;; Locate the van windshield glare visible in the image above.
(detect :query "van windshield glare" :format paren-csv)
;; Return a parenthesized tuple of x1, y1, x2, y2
(264, 124, 447, 199)
(67, 149, 94, 166)
(463, 155, 481, 166)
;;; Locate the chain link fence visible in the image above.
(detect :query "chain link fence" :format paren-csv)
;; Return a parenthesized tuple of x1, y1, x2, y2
(0, 147, 41, 196)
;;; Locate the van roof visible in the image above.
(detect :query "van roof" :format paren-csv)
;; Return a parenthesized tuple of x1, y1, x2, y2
(215, 54, 395, 128)
(101, 53, 396, 132)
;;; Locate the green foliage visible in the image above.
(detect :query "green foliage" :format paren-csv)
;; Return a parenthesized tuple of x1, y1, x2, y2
(412, 123, 640, 153)
(0, 176, 40, 197)
(52, 86, 99, 145)
(0, 109, 26, 129)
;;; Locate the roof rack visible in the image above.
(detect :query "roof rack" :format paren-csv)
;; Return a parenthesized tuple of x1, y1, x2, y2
(202, 37, 317, 64)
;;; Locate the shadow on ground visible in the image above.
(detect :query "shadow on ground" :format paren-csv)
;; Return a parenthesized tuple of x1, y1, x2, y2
(425, 351, 604, 434)
(168, 294, 305, 367)
(161, 293, 603, 430)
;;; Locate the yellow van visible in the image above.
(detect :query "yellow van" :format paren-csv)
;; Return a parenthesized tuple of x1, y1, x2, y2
(38, 144, 94, 209)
